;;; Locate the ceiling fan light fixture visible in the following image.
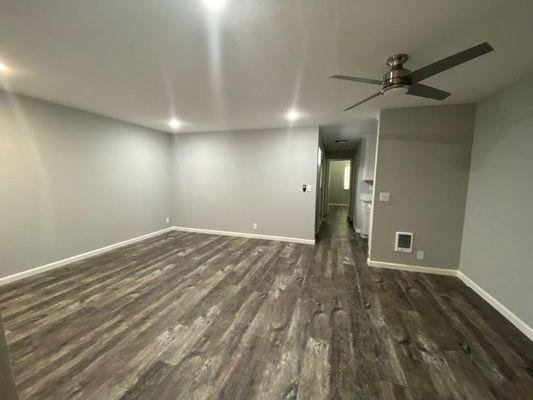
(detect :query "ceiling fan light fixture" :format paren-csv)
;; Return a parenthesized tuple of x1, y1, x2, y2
(382, 84, 410, 96)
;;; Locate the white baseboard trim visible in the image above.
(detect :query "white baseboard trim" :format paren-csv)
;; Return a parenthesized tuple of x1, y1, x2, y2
(0, 227, 174, 287)
(366, 258, 532, 341)
(367, 259, 458, 276)
(173, 226, 315, 245)
(456, 271, 533, 342)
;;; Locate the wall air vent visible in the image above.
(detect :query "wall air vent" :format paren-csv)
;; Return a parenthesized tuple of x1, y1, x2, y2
(395, 232, 413, 253)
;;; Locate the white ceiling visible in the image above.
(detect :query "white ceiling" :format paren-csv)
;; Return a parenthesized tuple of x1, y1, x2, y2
(1, 0, 533, 133)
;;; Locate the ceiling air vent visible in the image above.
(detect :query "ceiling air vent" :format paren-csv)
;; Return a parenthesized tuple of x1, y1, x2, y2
(395, 232, 413, 253)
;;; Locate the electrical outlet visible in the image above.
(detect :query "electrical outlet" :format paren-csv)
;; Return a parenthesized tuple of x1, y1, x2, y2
(252, 223, 258, 230)
(417, 250, 424, 260)
(165, 217, 170, 224)
(379, 192, 390, 202)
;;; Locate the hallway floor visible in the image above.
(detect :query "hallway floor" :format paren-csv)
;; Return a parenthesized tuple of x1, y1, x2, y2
(1, 206, 532, 399)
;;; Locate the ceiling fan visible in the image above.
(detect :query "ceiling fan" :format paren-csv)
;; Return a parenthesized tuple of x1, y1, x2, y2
(330, 42, 494, 111)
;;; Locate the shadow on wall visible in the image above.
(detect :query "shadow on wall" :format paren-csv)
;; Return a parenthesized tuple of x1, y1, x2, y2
(470, 79, 533, 170)
(459, 76, 533, 330)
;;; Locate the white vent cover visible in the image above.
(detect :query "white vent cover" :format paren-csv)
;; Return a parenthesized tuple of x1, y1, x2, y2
(395, 232, 413, 253)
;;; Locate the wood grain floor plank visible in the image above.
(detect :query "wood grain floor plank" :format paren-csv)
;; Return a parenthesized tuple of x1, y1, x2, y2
(1, 206, 532, 399)
(8, 236, 233, 380)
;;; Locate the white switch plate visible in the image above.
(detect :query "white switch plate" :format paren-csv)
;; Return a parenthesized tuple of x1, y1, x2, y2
(252, 223, 258, 230)
(379, 192, 390, 202)
(417, 250, 424, 260)
(165, 217, 170, 224)
(307, 185, 312, 192)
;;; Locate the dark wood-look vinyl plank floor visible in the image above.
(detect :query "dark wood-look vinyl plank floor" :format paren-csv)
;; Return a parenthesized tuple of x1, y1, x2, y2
(1, 206, 532, 399)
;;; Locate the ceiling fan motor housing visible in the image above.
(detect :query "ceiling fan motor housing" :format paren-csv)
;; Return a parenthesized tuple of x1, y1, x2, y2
(382, 54, 412, 94)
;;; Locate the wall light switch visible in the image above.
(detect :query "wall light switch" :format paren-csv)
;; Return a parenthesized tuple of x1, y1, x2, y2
(379, 192, 390, 202)
(417, 250, 424, 260)
(165, 217, 170, 224)
(252, 223, 258, 230)
(307, 185, 312, 192)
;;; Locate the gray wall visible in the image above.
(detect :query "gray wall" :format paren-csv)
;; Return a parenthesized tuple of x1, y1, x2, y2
(460, 77, 533, 327)
(328, 160, 350, 205)
(171, 126, 319, 241)
(0, 93, 172, 279)
(0, 317, 18, 400)
(370, 104, 476, 269)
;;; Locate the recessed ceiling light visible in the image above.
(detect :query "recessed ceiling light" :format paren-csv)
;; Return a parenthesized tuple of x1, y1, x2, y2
(334, 139, 349, 144)
(286, 109, 301, 122)
(168, 118, 182, 129)
(0, 62, 9, 72)
(202, 0, 226, 11)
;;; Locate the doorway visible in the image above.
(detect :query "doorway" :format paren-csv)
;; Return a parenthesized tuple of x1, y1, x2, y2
(315, 156, 356, 240)
(328, 159, 351, 206)
(322, 157, 355, 221)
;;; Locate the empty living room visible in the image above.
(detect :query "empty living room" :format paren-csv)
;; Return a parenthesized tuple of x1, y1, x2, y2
(1, 1, 533, 399)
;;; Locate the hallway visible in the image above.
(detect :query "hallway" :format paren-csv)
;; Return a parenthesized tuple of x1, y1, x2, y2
(314, 204, 533, 399)
(317, 205, 354, 241)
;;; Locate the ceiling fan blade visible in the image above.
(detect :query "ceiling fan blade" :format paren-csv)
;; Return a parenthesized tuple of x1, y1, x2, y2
(407, 42, 494, 83)
(407, 83, 451, 100)
(344, 92, 382, 111)
(330, 74, 382, 85)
